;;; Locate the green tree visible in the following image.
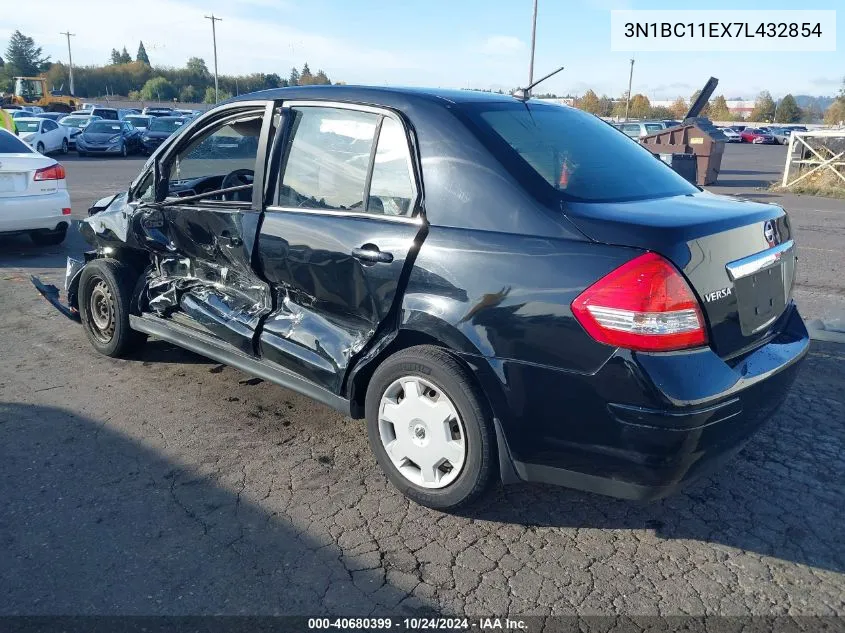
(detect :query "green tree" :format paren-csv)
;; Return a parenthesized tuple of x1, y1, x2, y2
(648, 106, 674, 120)
(203, 86, 232, 103)
(109, 49, 121, 65)
(750, 91, 776, 122)
(136, 41, 150, 65)
(179, 85, 198, 102)
(140, 76, 176, 101)
(186, 57, 209, 77)
(120, 47, 132, 64)
(775, 94, 802, 123)
(288, 67, 300, 86)
(576, 89, 602, 114)
(709, 95, 732, 121)
(6, 31, 50, 75)
(314, 70, 331, 85)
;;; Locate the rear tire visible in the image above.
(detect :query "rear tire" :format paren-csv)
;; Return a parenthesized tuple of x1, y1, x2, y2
(60, 138, 69, 154)
(365, 345, 496, 510)
(79, 259, 146, 358)
(30, 225, 67, 246)
(120, 142, 127, 157)
(36, 142, 45, 154)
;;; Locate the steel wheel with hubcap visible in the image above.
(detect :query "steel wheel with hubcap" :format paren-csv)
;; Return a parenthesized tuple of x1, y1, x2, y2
(378, 375, 466, 489)
(366, 345, 496, 510)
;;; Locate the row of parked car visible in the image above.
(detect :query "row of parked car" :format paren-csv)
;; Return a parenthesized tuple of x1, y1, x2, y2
(718, 124, 808, 145)
(2, 104, 199, 158)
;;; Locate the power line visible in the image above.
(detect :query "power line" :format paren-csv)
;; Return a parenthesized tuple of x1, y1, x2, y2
(204, 13, 223, 103)
(60, 31, 76, 96)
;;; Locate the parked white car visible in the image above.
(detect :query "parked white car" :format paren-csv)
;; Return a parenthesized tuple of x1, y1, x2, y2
(14, 117, 70, 155)
(0, 129, 72, 245)
(718, 127, 741, 142)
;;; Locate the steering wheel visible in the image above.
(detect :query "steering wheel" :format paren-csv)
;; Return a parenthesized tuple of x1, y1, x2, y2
(221, 168, 254, 202)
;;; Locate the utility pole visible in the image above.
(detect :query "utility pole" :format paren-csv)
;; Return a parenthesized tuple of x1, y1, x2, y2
(60, 31, 76, 95)
(623, 58, 634, 122)
(204, 13, 222, 103)
(527, 0, 538, 97)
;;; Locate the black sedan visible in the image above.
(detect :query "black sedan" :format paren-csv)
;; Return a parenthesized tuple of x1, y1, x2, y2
(33, 86, 807, 510)
(76, 120, 142, 157)
(140, 116, 188, 155)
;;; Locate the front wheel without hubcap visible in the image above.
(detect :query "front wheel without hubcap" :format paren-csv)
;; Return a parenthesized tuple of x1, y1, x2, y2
(366, 345, 496, 510)
(79, 259, 146, 357)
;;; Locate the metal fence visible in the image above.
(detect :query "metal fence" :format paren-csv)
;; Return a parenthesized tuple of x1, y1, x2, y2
(781, 130, 845, 189)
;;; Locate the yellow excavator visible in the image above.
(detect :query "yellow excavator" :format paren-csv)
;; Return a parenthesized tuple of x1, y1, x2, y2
(1, 76, 79, 113)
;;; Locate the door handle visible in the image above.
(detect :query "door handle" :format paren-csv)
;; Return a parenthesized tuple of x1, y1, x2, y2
(219, 231, 243, 248)
(352, 245, 394, 264)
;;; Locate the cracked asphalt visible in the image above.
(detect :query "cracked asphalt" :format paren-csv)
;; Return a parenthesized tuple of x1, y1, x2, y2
(1, 151, 844, 617)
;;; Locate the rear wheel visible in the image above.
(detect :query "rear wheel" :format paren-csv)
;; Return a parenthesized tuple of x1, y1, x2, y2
(30, 225, 67, 246)
(120, 142, 127, 157)
(79, 259, 146, 357)
(36, 142, 45, 154)
(60, 138, 69, 154)
(365, 345, 496, 510)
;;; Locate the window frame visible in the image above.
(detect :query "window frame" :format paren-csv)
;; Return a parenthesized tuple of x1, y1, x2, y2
(141, 100, 273, 210)
(267, 100, 422, 225)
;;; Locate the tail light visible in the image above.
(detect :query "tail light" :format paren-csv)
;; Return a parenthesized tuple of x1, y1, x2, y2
(571, 252, 707, 352)
(34, 163, 66, 181)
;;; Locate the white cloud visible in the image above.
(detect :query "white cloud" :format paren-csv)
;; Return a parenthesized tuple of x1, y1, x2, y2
(482, 35, 526, 56)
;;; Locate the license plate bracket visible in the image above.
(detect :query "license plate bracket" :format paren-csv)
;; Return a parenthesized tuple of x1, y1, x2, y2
(734, 263, 786, 335)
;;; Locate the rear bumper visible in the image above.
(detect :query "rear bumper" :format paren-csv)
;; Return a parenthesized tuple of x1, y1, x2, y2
(478, 305, 809, 500)
(0, 190, 71, 233)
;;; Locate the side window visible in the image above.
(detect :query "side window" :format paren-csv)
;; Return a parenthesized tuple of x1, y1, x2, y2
(279, 107, 379, 211)
(367, 117, 415, 216)
(622, 123, 641, 136)
(166, 112, 263, 202)
(43, 120, 57, 131)
(135, 171, 154, 202)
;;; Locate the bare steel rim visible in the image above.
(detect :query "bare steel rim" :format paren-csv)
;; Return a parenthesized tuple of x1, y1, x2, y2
(377, 375, 466, 489)
(85, 277, 116, 344)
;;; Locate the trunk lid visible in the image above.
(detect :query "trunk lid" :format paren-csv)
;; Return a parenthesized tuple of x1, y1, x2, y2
(0, 154, 54, 198)
(564, 191, 797, 359)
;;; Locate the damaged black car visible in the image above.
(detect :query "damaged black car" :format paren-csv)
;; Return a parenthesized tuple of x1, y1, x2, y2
(33, 86, 808, 510)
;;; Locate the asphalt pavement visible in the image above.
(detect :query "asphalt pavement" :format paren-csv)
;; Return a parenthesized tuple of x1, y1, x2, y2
(0, 146, 843, 618)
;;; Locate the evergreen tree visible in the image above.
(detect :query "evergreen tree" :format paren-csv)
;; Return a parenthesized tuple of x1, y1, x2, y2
(709, 95, 732, 121)
(288, 67, 300, 86)
(136, 41, 150, 65)
(120, 47, 132, 64)
(314, 70, 331, 85)
(775, 94, 802, 123)
(299, 63, 313, 85)
(110, 49, 122, 65)
(6, 31, 50, 75)
(750, 91, 776, 122)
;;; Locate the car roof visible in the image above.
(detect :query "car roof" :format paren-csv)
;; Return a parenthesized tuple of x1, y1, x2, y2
(229, 85, 525, 110)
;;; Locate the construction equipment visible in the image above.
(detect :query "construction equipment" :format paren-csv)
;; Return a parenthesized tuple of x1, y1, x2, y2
(1, 76, 79, 113)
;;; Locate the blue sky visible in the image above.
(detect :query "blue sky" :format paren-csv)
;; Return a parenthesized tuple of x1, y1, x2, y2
(4, 0, 843, 99)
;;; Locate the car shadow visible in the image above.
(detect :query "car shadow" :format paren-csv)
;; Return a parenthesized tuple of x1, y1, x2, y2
(0, 225, 82, 271)
(458, 341, 845, 575)
(711, 178, 776, 189)
(0, 401, 438, 616)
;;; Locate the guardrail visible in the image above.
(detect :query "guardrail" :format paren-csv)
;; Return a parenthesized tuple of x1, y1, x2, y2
(781, 129, 845, 188)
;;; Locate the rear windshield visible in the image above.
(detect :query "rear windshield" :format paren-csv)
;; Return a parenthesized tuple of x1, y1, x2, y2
(126, 116, 150, 127)
(466, 103, 698, 202)
(149, 118, 184, 132)
(15, 121, 41, 132)
(0, 130, 33, 153)
(87, 122, 122, 133)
